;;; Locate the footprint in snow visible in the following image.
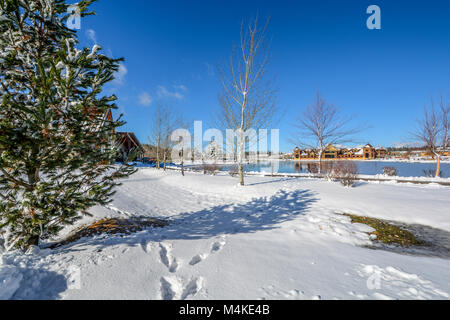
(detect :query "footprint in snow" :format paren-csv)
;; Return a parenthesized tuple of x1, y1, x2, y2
(159, 276, 203, 300)
(211, 236, 226, 253)
(189, 253, 208, 266)
(159, 243, 179, 273)
(188, 236, 227, 266)
(140, 239, 152, 254)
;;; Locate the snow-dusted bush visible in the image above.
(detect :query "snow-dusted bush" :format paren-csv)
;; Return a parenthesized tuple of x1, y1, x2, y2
(423, 169, 442, 178)
(202, 163, 222, 175)
(306, 163, 319, 174)
(228, 165, 239, 177)
(331, 161, 358, 187)
(383, 167, 398, 176)
(322, 162, 335, 181)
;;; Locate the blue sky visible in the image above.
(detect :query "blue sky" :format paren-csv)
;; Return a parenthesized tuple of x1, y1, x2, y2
(75, 0, 450, 152)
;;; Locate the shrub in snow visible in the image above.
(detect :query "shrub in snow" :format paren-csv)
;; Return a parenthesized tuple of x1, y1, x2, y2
(423, 169, 442, 178)
(228, 165, 239, 177)
(0, 0, 136, 250)
(202, 163, 222, 176)
(322, 162, 335, 181)
(331, 161, 358, 187)
(382, 167, 398, 176)
(306, 163, 319, 174)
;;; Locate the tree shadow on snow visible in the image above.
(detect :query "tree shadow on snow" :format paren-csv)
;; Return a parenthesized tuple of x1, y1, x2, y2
(11, 268, 68, 300)
(57, 189, 317, 252)
(246, 177, 295, 186)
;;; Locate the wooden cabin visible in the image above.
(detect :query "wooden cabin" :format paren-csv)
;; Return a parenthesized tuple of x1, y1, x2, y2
(294, 147, 301, 160)
(116, 132, 144, 162)
(293, 143, 383, 160)
(323, 145, 338, 159)
(376, 147, 387, 158)
(362, 144, 376, 159)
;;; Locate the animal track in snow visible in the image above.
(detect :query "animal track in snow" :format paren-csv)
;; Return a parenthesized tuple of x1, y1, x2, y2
(159, 276, 203, 300)
(159, 243, 179, 273)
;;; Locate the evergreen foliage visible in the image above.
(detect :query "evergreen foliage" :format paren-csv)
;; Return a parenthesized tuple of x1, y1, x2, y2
(0, 0, 135, 249)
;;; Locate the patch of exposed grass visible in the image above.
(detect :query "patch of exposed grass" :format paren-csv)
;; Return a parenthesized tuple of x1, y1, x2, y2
(344, 214, 426, 247)
(51, 217, 168, 248)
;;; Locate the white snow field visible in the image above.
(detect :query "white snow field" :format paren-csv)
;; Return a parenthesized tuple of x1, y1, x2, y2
(1, 168, 449, 300)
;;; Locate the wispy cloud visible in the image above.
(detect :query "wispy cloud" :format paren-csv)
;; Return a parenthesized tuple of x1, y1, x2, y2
(113, 63, 128, 85)
(173, 84, 188, 92)
(86, 29, 97, 43)
(157, 85, 185, 100)
(204, 62, 214, 76)
(138, 92, 153, 106)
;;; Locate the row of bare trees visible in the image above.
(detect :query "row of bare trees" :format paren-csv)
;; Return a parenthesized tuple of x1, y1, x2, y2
(147, 103, 184, 171)
(217, 16, 363, 184)
(145, 15, 448, 185)
(292, 92, 449, 179)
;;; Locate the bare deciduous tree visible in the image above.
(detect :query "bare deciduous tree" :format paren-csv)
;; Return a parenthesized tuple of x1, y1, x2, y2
(292, 92, 362, 173)
(217, 16, 278, 186)
(161, 106, 180, 171)
(440, 95, 449, 151)
(413, 97, 447, 178)
(148, 103, 183, 171)
(148, 103, 163, 169)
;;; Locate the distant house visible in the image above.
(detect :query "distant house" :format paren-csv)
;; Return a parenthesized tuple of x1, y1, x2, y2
(293, 143, 383, 160)
(376, 147, 387, 158)
(103, 109, 144, 162)
(323, 145, 338, 159)
(116, 132, 144, 162)
(362, 144, 376, 159)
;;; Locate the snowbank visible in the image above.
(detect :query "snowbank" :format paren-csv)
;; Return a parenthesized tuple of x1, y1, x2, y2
(0, 265, 22, 300)
(1, 168, 449, 300)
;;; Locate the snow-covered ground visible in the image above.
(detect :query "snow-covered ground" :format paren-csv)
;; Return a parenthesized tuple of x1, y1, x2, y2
(1, 168, 449, 300)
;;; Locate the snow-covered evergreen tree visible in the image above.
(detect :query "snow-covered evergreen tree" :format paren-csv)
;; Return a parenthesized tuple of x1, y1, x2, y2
(0, 0, 135, 250)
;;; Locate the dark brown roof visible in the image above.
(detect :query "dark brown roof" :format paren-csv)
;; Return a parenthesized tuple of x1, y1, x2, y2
(116, 132, 144, 151)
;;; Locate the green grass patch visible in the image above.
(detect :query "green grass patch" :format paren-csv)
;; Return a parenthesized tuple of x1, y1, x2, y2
(50, 217, 168, 248)
(344, 214, 426, 247)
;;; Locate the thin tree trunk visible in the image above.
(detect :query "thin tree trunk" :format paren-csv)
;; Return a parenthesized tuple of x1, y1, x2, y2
(156, 144, 160, 169)
(318, 150, 323, 175)
(238, 163, 244, 185)
(163, 151, 167, 171)
(181, 146, 184, 176)
(435, 153, 441, 178)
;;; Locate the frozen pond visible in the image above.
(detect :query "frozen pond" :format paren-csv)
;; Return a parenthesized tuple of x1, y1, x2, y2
(216, 161, 450, 178)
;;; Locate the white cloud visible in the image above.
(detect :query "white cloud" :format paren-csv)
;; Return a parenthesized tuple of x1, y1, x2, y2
(157, 85, 185, 100)
(173, 84, 188, 92)
(86, 29, 97, 43)
(138, 92, 153, 106)
(113, 63, 128, 85)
